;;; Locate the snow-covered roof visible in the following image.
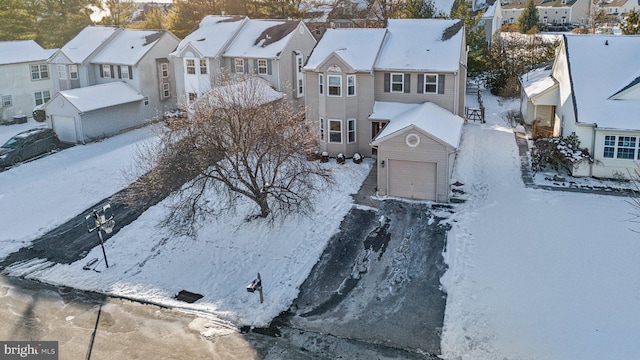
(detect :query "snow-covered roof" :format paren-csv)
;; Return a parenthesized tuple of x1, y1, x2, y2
(51, 82, 143, 113)
(520, 63, 557, 99)
(172, 15, 248, 58)
(375, 19, 464, 72)
(0, 40, 52, 65)
(195, 77, 284, 110)
(91, 30, 167, 66)
(303, 29, 387, 71)
(564, 35, 640, 130)
(59, 26, 121, 63)
(371, 101, 464, 148)
(369, 101, 419, 120)
(223, 20, 302, 59)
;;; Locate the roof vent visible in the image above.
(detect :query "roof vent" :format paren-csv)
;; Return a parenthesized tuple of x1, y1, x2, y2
(605, 40, 609, 45)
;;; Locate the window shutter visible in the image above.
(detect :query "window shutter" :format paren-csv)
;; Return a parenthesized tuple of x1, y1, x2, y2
(230, 58, 235, 73)
(384, 73, 390, 92)
(110, 65, 114, 78)
(244, 59, 249, 73)
(99, 65, 103, 78)
(404, 73, 410, 93)
(417, 74, 424, 94)
(118, 66, 122, 79)
(129, 66, 133, 80)
(253, 59, 258, 74)
(267, 60, 272, 75)
(438, 74, 445, 94)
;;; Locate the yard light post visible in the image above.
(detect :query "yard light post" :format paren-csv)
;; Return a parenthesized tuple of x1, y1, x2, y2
(85, 203, 115, 269)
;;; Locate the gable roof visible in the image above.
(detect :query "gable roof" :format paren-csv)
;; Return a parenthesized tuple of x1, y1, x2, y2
(59, 26, 121, 64)
(371, 101, 464, 148)
(0, 40, 53, 65)
(91, 29, 170, 66)
(303, 28, 387, 71)
(374, 19, 464, 72)
(50, 82, 143, 113)
(172, 15, 248, 58)
(563, 34, 640, 129)
(223, 20, 303, 59)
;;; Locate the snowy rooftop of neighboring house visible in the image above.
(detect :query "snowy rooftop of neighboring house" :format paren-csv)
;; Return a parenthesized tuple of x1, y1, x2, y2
(194, 77, 283, 109)
(0, 40, 53, 65)
(91, 29, 167, 66)
(223, 20, 301, 59)
(371, 101, 464, 148)
(304, 28, 386, 71)
(483, 0, 499, 17)
(51, 82, 143, 113)
(374, 19, 464, 72)
(171, 15, 248, 58)
(520, 63, 556, 98)
(59, 26, 120, 63)
(565, 35, 640, 130)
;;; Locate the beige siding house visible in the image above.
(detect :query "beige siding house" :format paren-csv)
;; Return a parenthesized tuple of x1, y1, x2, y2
(304, 19, 466, 202)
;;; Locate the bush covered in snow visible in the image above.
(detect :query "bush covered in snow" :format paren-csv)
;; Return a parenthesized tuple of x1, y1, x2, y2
(353, 152, 363, 164)
(532, 133, 592, 173)
(336, 153, 345, 164)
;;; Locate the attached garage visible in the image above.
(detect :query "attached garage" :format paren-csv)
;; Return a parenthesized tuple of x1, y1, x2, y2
(388, 160, 437, 201)
(371, 101, 464, 203)
(51, 115, 77, 143)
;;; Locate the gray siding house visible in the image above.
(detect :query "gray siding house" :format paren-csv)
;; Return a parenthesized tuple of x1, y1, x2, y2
(171, 16, 316, 109)
(44, 27, 180, 143)
(304, 19, 467, 202)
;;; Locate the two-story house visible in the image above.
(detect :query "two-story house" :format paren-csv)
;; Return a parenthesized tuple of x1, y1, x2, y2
(0, 40, 55, 123)
(171, 15, 316, 109)
(43, 26, 179, 143)
(304, 19, 466, 202)
(501, 0, 591, 26)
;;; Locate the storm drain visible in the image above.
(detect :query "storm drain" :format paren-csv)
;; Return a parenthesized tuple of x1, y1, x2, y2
(175, 290, 203, 303)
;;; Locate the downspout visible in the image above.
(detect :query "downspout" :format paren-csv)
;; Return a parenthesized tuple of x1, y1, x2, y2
(77, 112, 86, 145)
(447, 149, 458, 202)
(590, 123, 597, 177)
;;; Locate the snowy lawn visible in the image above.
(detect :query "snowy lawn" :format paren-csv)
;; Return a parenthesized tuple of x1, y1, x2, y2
(3, 124, 371, 326)
(441, 92, 640, 359)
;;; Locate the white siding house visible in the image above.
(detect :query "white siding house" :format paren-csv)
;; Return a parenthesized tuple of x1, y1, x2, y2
(0, 40, 55, 123)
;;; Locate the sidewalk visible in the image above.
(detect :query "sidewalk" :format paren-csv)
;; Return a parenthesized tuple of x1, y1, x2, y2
(351, 158, 380, 208)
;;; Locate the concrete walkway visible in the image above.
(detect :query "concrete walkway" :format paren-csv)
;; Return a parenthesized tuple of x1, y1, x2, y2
(352, 158, 380, 208)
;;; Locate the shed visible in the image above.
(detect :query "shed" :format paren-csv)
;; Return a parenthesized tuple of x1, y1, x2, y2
(371, 102, 463, 202)
(44, 82, 145, 144)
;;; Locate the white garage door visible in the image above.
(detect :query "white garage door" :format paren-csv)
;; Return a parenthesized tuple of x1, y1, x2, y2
(388, 160, 437, 201)
(52, 116, 77, 143)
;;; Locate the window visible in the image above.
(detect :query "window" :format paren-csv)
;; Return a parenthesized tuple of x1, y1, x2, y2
(102, 64, 111, 78)
(163, 83, 171, 98)
(34, 90, 50, 106)
(2, 95, 12, 107)
(603, 135, 639, 159)
(347, 75, 355, 96)
(391, 73, 404, 92)
(329, 119, 342, 143)
(319, 117, 325, 141)
(161, 63, 169, 78)
(69, 65, 78, 80)
(188, 93, 197, 102)
(186, 59, 196, 74)
(199, 59, 207, 74)
(30, 64, 49, 80)
(319, 74, 324, 95)
(143, 96, 149, 106)
(58, 65, 67, 80)
(235, 58, 244, 73)
(347, 119, 356, 143)
(424, 74, 438, 93)
(328, 75, 341, 96)
(258, 59, 268, 74)
(120, 65, 129, 79)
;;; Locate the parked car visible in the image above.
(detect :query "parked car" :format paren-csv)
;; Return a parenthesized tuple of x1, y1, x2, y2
(0, 128, 60, 167)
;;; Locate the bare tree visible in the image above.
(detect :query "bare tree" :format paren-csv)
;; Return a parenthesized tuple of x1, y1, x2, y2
(124, 75, 333, 237)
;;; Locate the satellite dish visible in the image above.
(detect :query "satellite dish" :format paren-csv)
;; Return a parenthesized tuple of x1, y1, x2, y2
(102, 220, 116, 234)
